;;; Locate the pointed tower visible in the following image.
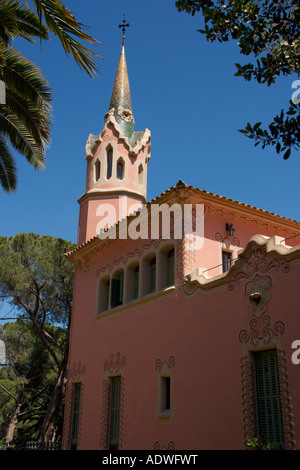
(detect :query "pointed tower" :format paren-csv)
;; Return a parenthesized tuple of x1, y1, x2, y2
(77, 23, 151, 246)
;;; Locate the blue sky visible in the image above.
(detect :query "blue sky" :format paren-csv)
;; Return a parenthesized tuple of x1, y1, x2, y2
(1, 0, 300, 247)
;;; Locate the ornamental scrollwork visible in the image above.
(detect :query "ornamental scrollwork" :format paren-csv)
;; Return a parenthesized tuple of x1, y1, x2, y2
(215, 231, 240, 247)
(228, 247, 290, 292)
(238, 315, 285, 348)
(104, 352, 126, 374)
(153, 441, 175, 450)
(155, 355, 175, 372)
(67, 361, 86, 380)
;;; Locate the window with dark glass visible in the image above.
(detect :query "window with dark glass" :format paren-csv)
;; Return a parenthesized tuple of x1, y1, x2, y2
(110, 272, 124, 308)
(117, 160, 124, 180)
(163, 376, 171, 410)
(167, 248, 175, 286)
(254, 349, 284, 449)
(150, 257, 156, 293)
(98, 277, 110, 313)
(94, 160, 100, 182)
(109, 376, 121, 450)
(106, 280, 110, 310)
(222, 250, 232, 272)
(71, 383, 81, 450)
(138, 164, 143, 185)
(159, 376, 171, 414)
(133, 265, 139, 300)
(107, 148, 113, 179)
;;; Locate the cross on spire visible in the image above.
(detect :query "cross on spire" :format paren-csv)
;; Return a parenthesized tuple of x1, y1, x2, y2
(119, 14, 129, 45)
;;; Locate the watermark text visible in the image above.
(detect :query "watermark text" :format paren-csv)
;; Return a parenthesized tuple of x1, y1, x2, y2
(96, 197, 205, 251)
(291, 80, 300, 105)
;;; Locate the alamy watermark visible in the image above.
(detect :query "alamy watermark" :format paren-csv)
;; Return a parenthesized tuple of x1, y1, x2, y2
(291, 80, 300, 105)
(96, 196, 205, 251)
(291, 340, 300, 365)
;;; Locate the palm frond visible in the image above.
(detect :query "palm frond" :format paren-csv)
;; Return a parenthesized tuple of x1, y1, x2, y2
(6, 91, 50, 145)
(0, 110, 47, 169)
(0, 0, 49, 46)
(31, 0, 101, 77)
(0, 135, 17, 192)
(1, 45, 52, 108)
(0, 47, 52, 153)
(0, 44, 52, 192)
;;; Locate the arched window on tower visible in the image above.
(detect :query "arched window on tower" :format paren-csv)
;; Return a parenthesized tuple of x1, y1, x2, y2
(117, 158, 124, 180)
(138, 164, 143, 186)
(107, 147, 113, 179)
(95, 159, 101, 182)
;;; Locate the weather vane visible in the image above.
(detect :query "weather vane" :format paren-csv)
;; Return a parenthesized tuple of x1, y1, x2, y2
(119, 13, 129, 45)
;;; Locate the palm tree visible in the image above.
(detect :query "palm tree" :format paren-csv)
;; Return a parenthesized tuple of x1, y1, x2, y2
(0, 0, 52, 192)
(0, 0, 100, 193)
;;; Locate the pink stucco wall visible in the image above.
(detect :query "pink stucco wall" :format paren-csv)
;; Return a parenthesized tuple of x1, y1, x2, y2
(62, 200, 300, 450)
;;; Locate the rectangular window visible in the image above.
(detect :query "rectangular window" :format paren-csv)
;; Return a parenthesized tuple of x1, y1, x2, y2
(222, 250, 232, 272)
(160, 376, 171, 413)
(99, 278, 110, 313)
(150, 257, 156, 293)
(104, 279, 110, 311)
(133, 265, 139, 299)
(167, 248, 175, 286)
(109, 376, 121, 450)
(110, 273, 124, 307)
(71, 383, 81, 450)
(163, 376, 171, 410)
(254, 349, 284, 448)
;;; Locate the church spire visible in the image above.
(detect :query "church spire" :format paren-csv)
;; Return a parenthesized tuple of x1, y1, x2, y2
(108, 16, 134, 138)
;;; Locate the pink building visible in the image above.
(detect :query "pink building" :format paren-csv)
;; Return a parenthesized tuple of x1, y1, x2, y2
(62, 36, 300, 450)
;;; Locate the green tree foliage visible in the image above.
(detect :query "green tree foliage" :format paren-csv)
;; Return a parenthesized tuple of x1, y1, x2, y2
(175, 0, 300, 158)
(0, 233, 76, 445)
(246, 435, 282, 450)
(0, 321, 64, 448)
(0, 0, 100, 193)
(0, 233, 75, 326)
